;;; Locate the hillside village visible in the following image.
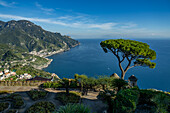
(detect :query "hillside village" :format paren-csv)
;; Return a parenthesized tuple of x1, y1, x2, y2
(0, 69, 32, 80)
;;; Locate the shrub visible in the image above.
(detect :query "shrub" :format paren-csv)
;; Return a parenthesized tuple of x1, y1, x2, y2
(7, 109, 17, 113)
(55, 91, 80, 105)
(26, 101, 55, 113)
(57, 104, 90, 113)
(97, 90, 115, 101)
(13, 95, 24, 108)
(151, 93, 170, 113)
(28, 90, 48, 100)
(0, 102, 9, 112)
(113, 89, 139, 113)
(43, 82, 63, 88)
(2, 93, 24, 108)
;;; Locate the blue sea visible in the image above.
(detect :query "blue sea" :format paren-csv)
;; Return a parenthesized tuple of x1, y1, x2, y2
(43, 39, 170, 91)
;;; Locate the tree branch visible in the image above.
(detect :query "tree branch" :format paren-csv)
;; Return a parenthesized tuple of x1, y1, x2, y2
(124, 56, 133, 73)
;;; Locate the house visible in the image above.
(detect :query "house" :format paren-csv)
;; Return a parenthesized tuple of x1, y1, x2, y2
(26, 74, 32, 79)
(4, 69, 9, 73)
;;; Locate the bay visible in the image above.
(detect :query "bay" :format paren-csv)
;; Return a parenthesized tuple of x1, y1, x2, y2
(43, 39, 170, 91)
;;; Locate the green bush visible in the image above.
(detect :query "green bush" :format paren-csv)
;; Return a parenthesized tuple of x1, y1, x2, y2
(13, 95, 24, 108)
(97, 90, 115, 101)
(151, 93, 170, 113)
(26, 101, 55, 113)
(55, 92, 80, 105)
(28, 90, 48, 100)
(113, 89, 139, 113)
(57, 104, 90, 113)
(2, 93, 24, 108)
(43, 82, 62, 88)
(7, 109, 17, 113)
(0, 102, 9, 112)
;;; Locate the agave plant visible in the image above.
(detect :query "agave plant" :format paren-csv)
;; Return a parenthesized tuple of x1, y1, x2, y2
(57, 104, 91, 113)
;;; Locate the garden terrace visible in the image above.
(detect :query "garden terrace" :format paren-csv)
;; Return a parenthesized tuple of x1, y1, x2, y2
(55, 91, 81, 105)
(27, 90, 48, 100)
(25, 101, 55, 113)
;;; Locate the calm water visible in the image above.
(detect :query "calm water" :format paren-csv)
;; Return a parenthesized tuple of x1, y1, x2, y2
(43, 39, 170, 91)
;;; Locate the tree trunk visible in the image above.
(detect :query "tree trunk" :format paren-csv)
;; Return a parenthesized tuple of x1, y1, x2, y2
(121, 72, 125, 80)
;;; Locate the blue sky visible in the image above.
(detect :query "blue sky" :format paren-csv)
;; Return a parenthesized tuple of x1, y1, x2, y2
(0, 0, 170, 39)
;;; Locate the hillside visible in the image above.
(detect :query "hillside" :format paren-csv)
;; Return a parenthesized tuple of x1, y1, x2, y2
(0, 20, 79, 74)
(0, 20, 79, 53)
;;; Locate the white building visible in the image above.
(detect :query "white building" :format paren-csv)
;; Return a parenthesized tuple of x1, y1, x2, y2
(0, 71, 3, 75)
(4, 69, 9, 73)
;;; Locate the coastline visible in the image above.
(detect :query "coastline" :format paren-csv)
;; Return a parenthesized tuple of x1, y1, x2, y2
(36, 43, 80, 70)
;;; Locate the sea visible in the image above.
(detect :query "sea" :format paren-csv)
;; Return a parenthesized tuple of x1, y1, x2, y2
(43, 39, 170, 91)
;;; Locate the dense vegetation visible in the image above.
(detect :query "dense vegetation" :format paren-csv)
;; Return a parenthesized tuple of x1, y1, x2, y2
(55, 91, 81, 105)
(57, 104, 91, 113)
(26, 101, 55, 113)
(27, 90, 48, 100)
(0, 93, 24, 109)
(0, 102, 9, 112)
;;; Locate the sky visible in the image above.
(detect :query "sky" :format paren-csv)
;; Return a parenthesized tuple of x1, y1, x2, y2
(0, 0, 170, 39)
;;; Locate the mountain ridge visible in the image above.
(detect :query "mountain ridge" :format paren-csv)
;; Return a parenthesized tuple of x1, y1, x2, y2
(0, 20, 79, 54)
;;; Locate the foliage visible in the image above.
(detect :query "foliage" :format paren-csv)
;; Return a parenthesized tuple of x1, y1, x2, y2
(7, 109, 17, 113)
(97, 90, 115, 102)
(43, 82, 62, 88)
(137, 89, 170, 112)
(111, 78, 128, 92)
(151, 93, 170, 113)
(1, 93, 24, 108)
(57, 104, 91, 113)
(100, 39, 156, 79)
(97, 76, 114, 90)
(28, 90, 48, 100)
(26, 101, 55, 113)
(55, 92, 81, 105)
(0, 102, 9, 112)
(113, 89, 139, 113)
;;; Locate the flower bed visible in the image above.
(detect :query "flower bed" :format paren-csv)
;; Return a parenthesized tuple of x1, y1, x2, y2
(27, 90, 48, 100)
(25, 101, 55, 113)
(55, 91, 81, 105)
(0, 102, 10, 112)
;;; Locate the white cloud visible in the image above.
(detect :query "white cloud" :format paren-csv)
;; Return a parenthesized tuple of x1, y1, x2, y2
(121, 23, 137, 29)
(0, 0, 16, 7)
(88, 23, 118, 30)
(35, 2, 54, 14)
(0, 14, 119, 30)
